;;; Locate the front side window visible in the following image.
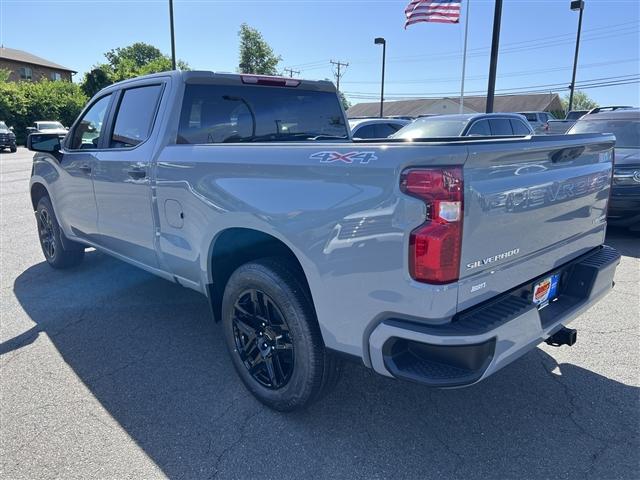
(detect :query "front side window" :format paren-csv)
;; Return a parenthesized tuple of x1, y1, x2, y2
(110, 85, 163, 148)
(19, 67, 32, 80)
(177, 84, 348, 144)
(70, 94, 112, 150)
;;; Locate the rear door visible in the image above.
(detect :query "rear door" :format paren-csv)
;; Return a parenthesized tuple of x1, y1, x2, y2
(92, 82, 165, 267)
(457, 134, 614, 310)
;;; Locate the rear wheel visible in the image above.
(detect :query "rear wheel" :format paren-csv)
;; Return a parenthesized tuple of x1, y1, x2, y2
(221, 258, 341, 411)
(36, 196, 84, 269)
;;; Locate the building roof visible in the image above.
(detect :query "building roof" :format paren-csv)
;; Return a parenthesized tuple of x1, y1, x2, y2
(347, 93, 563, 118)
(0, 47, 76, 73)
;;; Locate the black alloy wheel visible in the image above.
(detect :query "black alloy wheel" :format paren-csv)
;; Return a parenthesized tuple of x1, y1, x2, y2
(232, 288, 294, 389)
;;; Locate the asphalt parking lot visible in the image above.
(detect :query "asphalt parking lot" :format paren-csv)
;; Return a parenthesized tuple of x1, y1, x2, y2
(1, 147, 638, 479)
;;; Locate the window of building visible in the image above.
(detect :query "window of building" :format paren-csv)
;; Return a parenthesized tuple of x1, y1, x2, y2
(50, 72, 62, 81)
(19, 67, 32, 81)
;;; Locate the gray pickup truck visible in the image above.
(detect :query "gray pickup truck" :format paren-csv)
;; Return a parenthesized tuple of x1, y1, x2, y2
(27, 71, 620, 411)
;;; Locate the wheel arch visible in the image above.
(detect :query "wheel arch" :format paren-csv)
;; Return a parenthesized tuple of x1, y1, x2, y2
(207, 227, 315, 324)
(30, 182, 50, 210)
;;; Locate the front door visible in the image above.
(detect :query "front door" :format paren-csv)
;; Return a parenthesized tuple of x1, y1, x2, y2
(92, 83, 164, 268)
(56, 93, 113, 240)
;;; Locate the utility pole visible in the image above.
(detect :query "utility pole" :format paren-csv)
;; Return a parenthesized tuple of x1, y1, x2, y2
(485, 0, 503, 113)
(374, 38, 386, 118)
(330, 59, 349, 92)
(283, 67, 300, 78)
(169, 0, 176, 70)
(568, 0, 585, 112)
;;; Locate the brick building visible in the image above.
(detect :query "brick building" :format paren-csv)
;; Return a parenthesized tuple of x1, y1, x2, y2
(0, 47, 75, 82)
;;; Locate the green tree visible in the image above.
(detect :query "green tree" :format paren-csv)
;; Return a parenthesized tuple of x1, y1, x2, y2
(0, 68, 11, 83)
(561, 90, 598, 112)
(238, 23, 281, 75)
(0, 80, 87, 144)
(81, 42, 188, 97)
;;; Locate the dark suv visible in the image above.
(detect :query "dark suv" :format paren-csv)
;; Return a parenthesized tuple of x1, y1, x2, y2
(0, 121, 17, 153)
(568, 108, 640, 229)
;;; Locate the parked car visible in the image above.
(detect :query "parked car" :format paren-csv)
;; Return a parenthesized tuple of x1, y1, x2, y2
(587, 106, 633, 115)
(0, 121, 17, 152)
(568, 108, 640, 229)
(517, 111, 557, 134)
(349, 118, 410, 139)
(26, 121, 68, 136)
(541, 111, 589, 135)
(392, 113, 533, 139)
(28, 71, 619, 411)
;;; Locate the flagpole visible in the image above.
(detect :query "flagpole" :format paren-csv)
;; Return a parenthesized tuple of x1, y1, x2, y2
(459, 0, 470, 114)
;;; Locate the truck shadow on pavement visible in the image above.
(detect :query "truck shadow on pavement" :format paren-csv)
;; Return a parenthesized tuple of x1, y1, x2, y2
(7, 232, 639, 479)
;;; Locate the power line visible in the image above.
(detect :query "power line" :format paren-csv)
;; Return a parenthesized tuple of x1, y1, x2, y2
(283, 67, 300, 78)
(330, 59, 349, 91)
(344, 74, 640, 100)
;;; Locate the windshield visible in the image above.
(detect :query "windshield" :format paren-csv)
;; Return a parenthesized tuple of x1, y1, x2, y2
(0, 121, 8, 130)
(38, 122, 64, 130)
(178, 84, 348, 144)
(569, 119, 640, 148)
(392, 117, 468, 139)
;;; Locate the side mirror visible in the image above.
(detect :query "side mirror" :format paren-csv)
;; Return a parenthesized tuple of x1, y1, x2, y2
(27, 133, 61, 154)
(9, 126, 14, 131)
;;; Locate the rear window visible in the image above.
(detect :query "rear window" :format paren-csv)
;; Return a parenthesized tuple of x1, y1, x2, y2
(569, 119, 640, 148)
(519, 113, 538, 122)
(177, 84, 348, 143)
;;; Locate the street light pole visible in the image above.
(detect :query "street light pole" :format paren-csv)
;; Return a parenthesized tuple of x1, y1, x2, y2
(568, 0, 585, 112)
(485, 0, 503, 113)
(169, 0, 177, 70)
(374, 37, 386, 118)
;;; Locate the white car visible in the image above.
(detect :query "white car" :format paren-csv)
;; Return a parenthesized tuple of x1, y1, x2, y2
(27, 121, 69, 136)
(349, 118, 410, 139)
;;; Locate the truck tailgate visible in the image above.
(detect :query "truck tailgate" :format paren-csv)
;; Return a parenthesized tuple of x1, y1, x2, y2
(457, 133, 615, 310)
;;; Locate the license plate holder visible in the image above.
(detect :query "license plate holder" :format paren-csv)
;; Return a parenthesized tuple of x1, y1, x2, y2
(532, 273, 560, 309)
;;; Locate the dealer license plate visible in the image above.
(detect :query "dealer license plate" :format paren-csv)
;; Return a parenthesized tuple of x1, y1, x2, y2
(533, 273, 560, 309)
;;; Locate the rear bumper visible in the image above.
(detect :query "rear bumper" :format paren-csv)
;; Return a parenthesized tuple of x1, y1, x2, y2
(368, 245, 620, 387)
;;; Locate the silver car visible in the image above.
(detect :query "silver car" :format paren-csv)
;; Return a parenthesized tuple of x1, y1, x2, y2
(349, 118, 409, 139)
(392, 113, 533, 139)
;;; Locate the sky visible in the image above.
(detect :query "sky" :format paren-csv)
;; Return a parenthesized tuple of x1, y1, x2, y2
(1, 0, 639, 107)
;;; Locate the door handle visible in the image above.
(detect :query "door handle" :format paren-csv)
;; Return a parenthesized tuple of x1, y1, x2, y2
(127, 168, 146, 180)
(79, 164, 91, 174)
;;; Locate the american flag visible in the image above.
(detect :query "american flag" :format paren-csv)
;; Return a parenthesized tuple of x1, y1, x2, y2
(405, 0, 462, 27)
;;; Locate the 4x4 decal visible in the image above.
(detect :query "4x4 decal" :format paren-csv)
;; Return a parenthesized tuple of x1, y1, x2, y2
(310, 151, 378, 165)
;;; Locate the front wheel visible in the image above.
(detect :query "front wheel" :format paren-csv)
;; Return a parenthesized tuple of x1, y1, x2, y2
(221, 258, 341, 411)
(10, 145, 17, 153)
(36, 196, 84, 269)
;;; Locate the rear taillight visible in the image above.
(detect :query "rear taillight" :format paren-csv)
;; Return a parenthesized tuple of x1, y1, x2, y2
(400, 167, 464, 284)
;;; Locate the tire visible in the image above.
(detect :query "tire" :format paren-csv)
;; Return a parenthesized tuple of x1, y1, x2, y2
(221, 258, 342, 411)
(36, 196, 84, 269)
(10, 146, 17, 153)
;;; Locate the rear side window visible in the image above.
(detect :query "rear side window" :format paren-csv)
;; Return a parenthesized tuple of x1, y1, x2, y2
(489, 119, 513, 135)
(177, 84, 348, 144)
(466, 120, 491, 136)
(510, 119, 531, 135)
(110, 85, 163, 148)
(375, 123, 401, 137)
(353, 124, 377, 139)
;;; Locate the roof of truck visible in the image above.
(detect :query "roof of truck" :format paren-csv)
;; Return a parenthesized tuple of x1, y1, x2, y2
(578, 108, 640, 121)
(105, 70, 336, 92)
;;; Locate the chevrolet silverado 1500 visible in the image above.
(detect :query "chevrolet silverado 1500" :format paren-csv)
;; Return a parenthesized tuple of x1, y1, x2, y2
(27, 71, 620, 411)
